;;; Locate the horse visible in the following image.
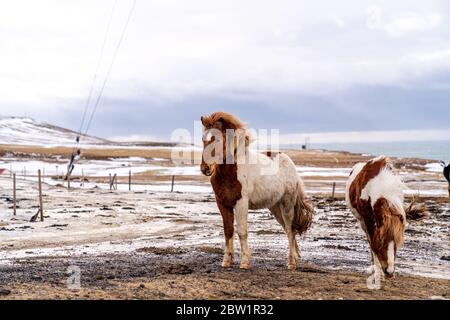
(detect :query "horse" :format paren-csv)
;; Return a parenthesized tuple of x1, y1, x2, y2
(440, 161, 450, 197)
(200, 111, 313, 270)
(345, 156, 406, 279)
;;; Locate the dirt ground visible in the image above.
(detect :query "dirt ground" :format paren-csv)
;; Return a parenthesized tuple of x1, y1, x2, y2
(1, 250, 449, 300)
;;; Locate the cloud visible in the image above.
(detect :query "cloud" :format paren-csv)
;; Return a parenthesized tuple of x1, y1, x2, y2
(384, 12, 442, 37)
(0, 0, 449, 139)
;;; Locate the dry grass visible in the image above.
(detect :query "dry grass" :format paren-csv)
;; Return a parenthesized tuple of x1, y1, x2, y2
(0, 144, 181, 160)
(1, 144, 435, 168)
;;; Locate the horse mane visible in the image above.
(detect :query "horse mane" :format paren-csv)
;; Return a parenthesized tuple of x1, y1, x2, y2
(201, 112, 247, 130)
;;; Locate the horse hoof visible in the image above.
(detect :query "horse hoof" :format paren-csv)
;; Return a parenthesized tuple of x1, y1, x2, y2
(222, 261, 232, 268)
(385, 273, 395, 279)
(240, 263, 250, 270)
(288, 264, 297, 271)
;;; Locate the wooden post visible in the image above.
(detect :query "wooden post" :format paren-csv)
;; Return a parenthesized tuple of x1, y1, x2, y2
(68, 172, 71, 190)
(82, 169, 85, 187)
(171, 175, 175, 192)
(114, 174, 118, 190)
(129, 170, 131, 191)
(331, 182, 336, 199)
(38, 169, 44, 222)
(109, 173, 112, 190)
(13, 173, 16, 216)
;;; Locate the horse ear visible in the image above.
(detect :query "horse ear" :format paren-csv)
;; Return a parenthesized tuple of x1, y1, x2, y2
(201, 116, 206, 126)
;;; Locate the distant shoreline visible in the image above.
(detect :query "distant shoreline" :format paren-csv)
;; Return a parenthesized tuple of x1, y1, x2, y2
(281, 140, 450, 164)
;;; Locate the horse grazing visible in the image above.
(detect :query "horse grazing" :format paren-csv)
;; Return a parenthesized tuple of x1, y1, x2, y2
(200, 112, 313, 270)
(346, 156, 406, 279)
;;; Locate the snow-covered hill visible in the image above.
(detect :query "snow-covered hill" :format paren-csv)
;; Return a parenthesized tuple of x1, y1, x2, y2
(0, 117, 111, 146)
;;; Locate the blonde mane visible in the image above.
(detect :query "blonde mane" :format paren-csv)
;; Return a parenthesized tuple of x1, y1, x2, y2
(201, 111, 247, 130)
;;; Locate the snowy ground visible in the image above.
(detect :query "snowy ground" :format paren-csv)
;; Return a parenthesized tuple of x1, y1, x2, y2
(1, 156, 448, 197)
(0, 117, 107, 146)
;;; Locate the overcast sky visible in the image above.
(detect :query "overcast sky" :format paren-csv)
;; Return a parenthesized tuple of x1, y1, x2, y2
(1, 0, 449, 142)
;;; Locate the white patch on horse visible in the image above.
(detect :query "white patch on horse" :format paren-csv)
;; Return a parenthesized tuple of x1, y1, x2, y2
(387, 241, 395, 274)
(203, 131, 213, 142)
(361, 168, 406, 216)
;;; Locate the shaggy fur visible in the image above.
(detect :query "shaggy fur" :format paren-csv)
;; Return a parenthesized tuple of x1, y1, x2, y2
(201, 112, 313, 270)
(346, 156, 406, 278)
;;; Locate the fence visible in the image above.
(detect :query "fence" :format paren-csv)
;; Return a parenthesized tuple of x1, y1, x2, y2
(7, 169, 45, 221)
(5, 166, 181, 218)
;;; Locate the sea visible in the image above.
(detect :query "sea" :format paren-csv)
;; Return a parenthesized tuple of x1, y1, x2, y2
(286, 140, 450, 164)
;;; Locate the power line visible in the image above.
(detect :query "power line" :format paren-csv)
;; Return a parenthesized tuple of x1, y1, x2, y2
(78, 0, 118, 136)
(67, 0, 137, 178)
(83, 0, 137, 138)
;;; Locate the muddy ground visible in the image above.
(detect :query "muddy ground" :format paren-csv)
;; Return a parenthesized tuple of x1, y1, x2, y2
(1, 250, 450, 300)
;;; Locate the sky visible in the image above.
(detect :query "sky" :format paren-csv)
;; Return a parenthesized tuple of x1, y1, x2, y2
(0, 0, 450, 143)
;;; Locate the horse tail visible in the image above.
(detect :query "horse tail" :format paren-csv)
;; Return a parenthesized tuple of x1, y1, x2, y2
(293, 179, 314, 236)
(404, 198, 430, 221)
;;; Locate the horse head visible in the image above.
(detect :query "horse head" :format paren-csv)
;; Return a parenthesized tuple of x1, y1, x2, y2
(370, 200, 405, 278)
(200, 112, 251, 176)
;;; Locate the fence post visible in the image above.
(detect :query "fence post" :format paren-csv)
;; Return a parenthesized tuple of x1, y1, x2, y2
(114, 174, 118, 190)
(331, 182, 336, 199)
(109, 173, 112, 190)
(13, 173, 16, 216)
(38, 169, 44, 222)
(82, 169, 85, 187)
(171, 175, 175, 192)
(129, 170, 131, 191)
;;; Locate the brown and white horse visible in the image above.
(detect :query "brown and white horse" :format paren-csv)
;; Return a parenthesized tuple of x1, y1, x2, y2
(200, 112, 313, 270)
(346, 156, 406, 279)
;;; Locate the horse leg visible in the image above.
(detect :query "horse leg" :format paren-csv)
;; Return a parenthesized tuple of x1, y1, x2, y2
(282, 207, 299, 270)
(272, 203, 300, 259)
(217, 201, 235, 268)
(235, 198, 250, 270)
(270, 204, 286, 229)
